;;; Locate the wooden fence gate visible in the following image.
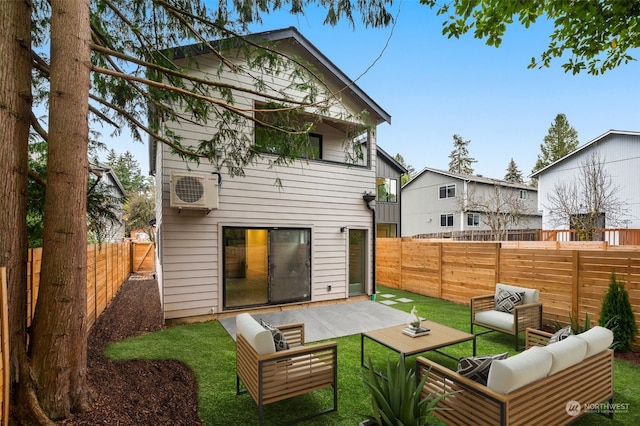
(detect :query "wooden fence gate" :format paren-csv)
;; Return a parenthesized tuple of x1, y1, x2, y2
(132, 242, 155, 273)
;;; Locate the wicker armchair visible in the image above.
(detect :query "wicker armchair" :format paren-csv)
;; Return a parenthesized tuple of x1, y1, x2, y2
(471, 283, 543, 350)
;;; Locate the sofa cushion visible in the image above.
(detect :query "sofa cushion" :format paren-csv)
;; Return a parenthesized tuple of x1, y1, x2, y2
(548, 325, 573, 344)
(496, 283, 539, 305)
(236, 313, 276, 355)
(475, 310, 515, 331)
(495, 288, 525, 313)
(576, 326, 614, 358)
(487, 346, 552, 394)
(542, 335, 587, 375)
(457, 352, 508, 385)
(260, 319, 290, 351)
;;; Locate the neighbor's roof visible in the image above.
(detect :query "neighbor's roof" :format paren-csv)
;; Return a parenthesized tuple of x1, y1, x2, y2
(404, 166, 535, 191)
(529, 129, 640, 178)
(90, 162, 126, 197)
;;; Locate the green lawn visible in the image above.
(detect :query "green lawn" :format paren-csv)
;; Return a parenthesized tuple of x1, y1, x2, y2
(106, 286, 639, 425)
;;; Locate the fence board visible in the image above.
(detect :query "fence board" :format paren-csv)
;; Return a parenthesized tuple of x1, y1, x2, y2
(376, 238, 640, 350)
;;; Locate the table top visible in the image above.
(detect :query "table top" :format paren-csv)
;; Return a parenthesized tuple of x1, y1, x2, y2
(362, 320, 475, 356)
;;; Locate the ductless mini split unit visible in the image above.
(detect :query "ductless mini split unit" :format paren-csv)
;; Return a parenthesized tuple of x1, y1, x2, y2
(169, 172, 219, 211)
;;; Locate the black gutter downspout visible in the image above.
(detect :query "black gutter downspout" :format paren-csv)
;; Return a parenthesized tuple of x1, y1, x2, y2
(363, 193, 376, 297)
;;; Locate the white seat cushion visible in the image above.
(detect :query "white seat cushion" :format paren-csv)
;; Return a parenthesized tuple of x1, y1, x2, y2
(495, 283, 539, 305)
(475, 310, 515, 332)
(487, 346, 552, 394)
(542, 335, 587, 375)
(236, 313, 276, 355)
(576, 326, 614, 358)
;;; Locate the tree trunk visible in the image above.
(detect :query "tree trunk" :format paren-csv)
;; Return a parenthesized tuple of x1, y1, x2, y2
(27, 0, 93, 420)
(0, 0, 48, 423)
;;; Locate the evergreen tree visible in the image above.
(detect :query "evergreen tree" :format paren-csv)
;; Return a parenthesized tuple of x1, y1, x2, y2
(105, 149, 151, 195)
(504, 158, 524, 183)
(448, 134, 476, 174)
(531, 114, 579, 174)
(393, 153, 415, 186)
(600, 272, 637, 352)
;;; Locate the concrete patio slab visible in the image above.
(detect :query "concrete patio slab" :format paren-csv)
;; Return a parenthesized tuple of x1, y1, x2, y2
(220, 300, 408, 342)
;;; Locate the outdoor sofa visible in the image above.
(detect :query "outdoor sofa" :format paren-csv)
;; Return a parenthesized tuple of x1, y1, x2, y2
(471, 283, 543, 350)
(235, 313, 338, 425)
(417, 326, 614, 426)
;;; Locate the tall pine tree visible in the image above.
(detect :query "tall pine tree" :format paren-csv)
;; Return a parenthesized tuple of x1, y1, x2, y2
(448, 134, 476, 174)
(504, 158, 524, 183)
(531, 113, 579, 174)
(393, 153, 415, 185)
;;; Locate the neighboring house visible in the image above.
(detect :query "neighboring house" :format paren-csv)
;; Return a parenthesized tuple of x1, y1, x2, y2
(149, 28, 391, 321)
(530, 130, 640, 232)
(90, 162, 126, 242)
(375, 146, 408, 238)
(401, 167, 541, 237)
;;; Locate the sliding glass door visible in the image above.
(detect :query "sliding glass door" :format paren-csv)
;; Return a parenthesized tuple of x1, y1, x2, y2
(223, 227, 311, 309)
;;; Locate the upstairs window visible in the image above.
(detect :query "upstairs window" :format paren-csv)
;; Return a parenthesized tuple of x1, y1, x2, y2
(254, 103, 322, 159)
(376, 177, 397, 203)
(439, 184, 456, 199)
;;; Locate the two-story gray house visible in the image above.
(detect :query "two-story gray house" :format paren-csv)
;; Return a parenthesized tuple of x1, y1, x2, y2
(149, 28, 391, 321)
(531, 129, 640, 235)
(401, 167, 541, 238)
(375, 146, 408, 238)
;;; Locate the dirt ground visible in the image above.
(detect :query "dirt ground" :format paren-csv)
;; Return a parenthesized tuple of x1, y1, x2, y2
(58, 275, 201, 425)
(57, 274, 639, 425)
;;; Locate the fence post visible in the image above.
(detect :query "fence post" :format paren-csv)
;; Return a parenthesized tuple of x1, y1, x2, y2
(495, 243, 501, 283)
(437, 242, 443, 299)
(571, 250, 580, 321)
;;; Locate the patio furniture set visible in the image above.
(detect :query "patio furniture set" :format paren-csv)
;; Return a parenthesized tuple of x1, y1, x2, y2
(234, 283, 615, 425)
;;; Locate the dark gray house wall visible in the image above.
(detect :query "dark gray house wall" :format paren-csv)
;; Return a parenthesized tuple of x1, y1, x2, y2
(376, 146, 408, 237)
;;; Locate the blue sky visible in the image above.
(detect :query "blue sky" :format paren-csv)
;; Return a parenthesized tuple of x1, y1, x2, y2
(114, 1, 640, 180)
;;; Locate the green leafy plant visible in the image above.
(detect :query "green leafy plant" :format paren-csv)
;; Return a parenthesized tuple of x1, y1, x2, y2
(600, 272, 637, 352)
(361, 356, 450, 426)
(570, 312, 592, 334)
(549, 312, 592, 335)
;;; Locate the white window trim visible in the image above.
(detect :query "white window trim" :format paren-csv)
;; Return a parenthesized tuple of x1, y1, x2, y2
(438, 184, 456, 199)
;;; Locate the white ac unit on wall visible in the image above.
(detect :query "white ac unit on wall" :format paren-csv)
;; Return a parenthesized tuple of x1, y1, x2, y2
(170, 172, 218, 210)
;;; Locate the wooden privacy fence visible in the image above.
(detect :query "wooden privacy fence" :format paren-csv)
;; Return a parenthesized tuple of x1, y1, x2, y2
(27, 241, 133, 330)
(377, 238, 640, 349)
(541, 228, 640, 245)
(0, 241, 143, 424)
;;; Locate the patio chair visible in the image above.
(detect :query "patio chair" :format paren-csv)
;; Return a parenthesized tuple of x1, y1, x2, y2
(471, 283, 543, 350)
(235, 313, 338, 425)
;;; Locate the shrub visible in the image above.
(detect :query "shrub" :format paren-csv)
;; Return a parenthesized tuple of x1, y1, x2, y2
(361, 356, 450, 426)
(600, 272, 637, 352)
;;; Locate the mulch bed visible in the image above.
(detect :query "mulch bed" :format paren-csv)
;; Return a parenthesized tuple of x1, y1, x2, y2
(58, 275, 201, 425)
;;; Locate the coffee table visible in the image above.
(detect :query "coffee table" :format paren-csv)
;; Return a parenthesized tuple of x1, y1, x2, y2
(361, 320, 476, 367)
